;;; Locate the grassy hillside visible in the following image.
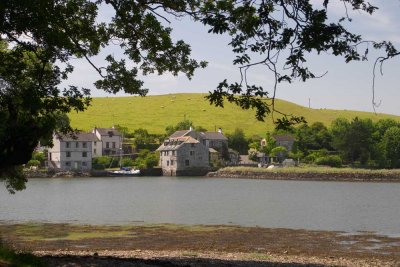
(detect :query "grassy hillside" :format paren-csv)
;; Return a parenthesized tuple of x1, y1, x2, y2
(69, 93, 400, 136)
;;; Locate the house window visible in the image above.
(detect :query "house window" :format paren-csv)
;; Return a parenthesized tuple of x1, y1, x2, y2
(76, 142, 79, 148)
(94, 149, 97, 155)
(106, 142, 109, 148)
(82, 142, 87, 148)
(185, 160, 190, 166)
(171, 160, 174, 166)
(65, 161, 71, 166)
(66, 151, 71, 157)
(191, 143, 195, 148)
(82, 152, 87, 157)
(167, 160, 169, 166)
(112, 142, 116, 149)
(82, 162, 87, 166)
(190, 151, 195, 156)
(94, 141, 97, 145)
(172, 151, 175, 156)
(66, 142, 70, 148)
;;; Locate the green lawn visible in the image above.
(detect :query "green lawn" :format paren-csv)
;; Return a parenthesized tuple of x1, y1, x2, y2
(69, 93, 400, 136)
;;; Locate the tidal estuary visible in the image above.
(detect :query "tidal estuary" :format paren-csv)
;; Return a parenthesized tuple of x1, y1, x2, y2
(1, 176, 400, 236)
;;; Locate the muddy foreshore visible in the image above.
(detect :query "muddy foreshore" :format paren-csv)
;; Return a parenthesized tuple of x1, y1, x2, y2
(1, 223, 400, 267)
(207, 168, 400, 182)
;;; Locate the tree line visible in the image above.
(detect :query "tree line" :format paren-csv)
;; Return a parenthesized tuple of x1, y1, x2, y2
(117, 117, 400, 169)
(227, 117, 400, 169)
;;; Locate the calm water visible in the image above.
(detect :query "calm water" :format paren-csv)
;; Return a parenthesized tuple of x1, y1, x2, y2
(1, 177, 400, 236)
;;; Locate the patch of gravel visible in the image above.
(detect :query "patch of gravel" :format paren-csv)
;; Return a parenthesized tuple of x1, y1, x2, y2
(35, 250, 399, 267)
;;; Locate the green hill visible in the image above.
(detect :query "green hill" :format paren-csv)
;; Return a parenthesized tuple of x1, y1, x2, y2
(68, 93, 400, 136)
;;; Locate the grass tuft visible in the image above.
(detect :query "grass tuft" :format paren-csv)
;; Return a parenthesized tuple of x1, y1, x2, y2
(0, 241, 46, 267)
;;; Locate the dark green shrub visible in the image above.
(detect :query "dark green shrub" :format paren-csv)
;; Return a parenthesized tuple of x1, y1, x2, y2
(92, 156, 112, 170)
(121, 157, 134, 167)
(303, 149, 329, 163)
(0, 241, 46, 267)
(27, 159, 40, 167)
(315, 155, 342, 167)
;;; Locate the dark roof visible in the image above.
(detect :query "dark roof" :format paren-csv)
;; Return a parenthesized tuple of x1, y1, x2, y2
(95, 128, 121, 136)
(58, 132, 99, 142)
(273, 134, 295, 142)
(201, 132, 228, 141)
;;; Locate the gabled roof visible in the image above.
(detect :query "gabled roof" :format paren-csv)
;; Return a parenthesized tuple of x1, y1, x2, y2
(200, 132, 228, 141)
(57, 132, 99, 142)
(273, 134, 295, 142)
(157, 136, 200, 151)
(169, 130, 190, 138)
(95, 128, 121, 136)
(183, 136, 199, 144)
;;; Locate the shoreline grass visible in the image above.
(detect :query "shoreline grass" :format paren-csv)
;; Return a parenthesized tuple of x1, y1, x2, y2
(210, 166, 400, 182)
(220, 166, 400, 175)
(0, 241, 46, 267)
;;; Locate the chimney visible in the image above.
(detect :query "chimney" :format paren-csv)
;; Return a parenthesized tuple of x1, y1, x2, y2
(218, 128, 222, 134)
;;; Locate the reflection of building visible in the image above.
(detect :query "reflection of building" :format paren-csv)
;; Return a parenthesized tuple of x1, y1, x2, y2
(48, 133, 97, 171)
(93, 127, 122, 156)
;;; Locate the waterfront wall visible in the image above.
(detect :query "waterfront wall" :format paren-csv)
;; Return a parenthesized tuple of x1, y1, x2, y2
(207, 169, 400, 182)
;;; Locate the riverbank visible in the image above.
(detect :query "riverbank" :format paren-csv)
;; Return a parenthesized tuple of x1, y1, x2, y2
(207, 166, 400, 182)
(24, 168, 162, 178)
(1, 223, 399, 267)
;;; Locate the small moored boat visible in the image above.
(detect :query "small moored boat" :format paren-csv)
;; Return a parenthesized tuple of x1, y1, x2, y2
(108, 167, 140, 176)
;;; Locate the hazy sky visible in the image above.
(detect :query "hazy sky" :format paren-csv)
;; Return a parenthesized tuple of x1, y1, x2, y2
(64, 1, 400, 116)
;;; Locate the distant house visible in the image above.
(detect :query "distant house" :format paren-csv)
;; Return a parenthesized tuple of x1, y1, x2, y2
(157, 128, 231, 175)
(157, 136, 209, 176)
(261, 134, 295, 153)
(93, 127, 122, 156)
(199, 129, 228, 151)
(272, 134, 295, 152)
(48, 132, 98, 171)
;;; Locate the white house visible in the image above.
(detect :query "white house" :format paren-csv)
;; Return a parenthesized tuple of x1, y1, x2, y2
(48, 133, 98, 171)
(93, 127, 122, 156)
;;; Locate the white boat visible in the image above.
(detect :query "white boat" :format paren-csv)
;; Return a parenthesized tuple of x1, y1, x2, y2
(108, 167, 140, 176)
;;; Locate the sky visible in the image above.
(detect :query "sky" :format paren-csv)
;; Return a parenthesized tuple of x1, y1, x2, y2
(63, 1, 400, 116)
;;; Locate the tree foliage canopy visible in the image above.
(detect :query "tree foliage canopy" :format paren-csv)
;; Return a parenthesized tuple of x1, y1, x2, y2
(1, 0, 398, 191)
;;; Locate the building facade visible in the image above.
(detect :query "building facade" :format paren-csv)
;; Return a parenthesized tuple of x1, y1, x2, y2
(48, 133, 97, 171)
(157, 136, 209, 176)
(93, 127, 122, 156)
